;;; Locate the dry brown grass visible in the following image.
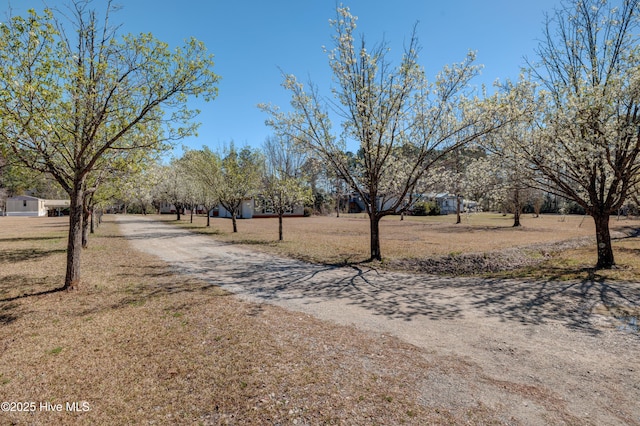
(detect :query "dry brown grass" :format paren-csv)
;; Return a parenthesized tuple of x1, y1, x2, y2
(166, 212, 640, 281)
(0, 216, 511, 424)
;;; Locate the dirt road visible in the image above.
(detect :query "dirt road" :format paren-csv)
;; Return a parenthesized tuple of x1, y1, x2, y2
(117, 215, 640, 425)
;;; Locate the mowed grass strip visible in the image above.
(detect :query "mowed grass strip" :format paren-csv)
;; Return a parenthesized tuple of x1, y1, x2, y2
(165, 212, 640, 281)
(0, 216, 505, 424)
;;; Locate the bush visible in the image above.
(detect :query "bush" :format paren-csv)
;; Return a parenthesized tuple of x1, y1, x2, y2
(412, 201, 440, 216)
(303, 207, 313, 217)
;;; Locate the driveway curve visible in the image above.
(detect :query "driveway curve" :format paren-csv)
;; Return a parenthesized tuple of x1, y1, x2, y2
(116, 215, 640, 425)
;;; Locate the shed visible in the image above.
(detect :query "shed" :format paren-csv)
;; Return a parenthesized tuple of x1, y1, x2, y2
(5, 195, 48, 217)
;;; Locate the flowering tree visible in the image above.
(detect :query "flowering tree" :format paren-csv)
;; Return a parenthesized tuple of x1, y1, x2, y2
(0, 1, 219, 289)
(462, 156, 501, 211)
(521, 0, 640, 268)
(216, 144, 263, 233)
(118, 161, 164, 215)
(181, 147, 220, 227)
(480, 97, 540, 227)
(261, 6, 502, 261)
(154, 159, 192, 221)
(261, 135, 313, 241)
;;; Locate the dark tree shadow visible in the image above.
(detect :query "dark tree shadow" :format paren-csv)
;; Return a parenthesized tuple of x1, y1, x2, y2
(0, 273, 68, 306)
(461, 276, 639, 334)
(136, 248, 639, 333)
(115, 216, 640, 334)
(0, 248, 66, 263)
(0, 302, 20, 324)
(0, 236, 63, 243)
(0, 286, 67, 303)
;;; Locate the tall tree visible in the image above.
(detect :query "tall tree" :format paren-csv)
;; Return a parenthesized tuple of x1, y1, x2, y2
(155, 159, 191, 221)
(261, 135, 313, 241)
(521, 0, 640, 268)
(181, 147, 220, 227)
(82, 148, 158, 247)
(216, 144, 262, 233)
(118, 162, 164, 215)
(480, 113, 539, 227)
(436, 147, 486, 224)
(0, 2, 219, 289)
(261, 6, 502, 260)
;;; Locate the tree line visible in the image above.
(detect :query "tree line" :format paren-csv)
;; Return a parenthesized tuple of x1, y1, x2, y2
(260, 1, 640, 269)
(118, 139, 312, 240)
(2, 0, 640, 292)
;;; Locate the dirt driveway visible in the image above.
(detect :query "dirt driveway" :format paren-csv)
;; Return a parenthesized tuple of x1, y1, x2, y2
(117, 215, 640, 425)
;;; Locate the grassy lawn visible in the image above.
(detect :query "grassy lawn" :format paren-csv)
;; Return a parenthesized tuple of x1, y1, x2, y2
(165, 212, 640, 281)
(1, 214, 637, 423)
(0, 215, 489, 425)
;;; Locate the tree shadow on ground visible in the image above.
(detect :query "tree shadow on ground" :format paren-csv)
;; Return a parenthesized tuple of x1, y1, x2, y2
(0, 276, 67, 323)
(0, 236, 63, 243)
(136, 249, 640, 333)
(0, 248, 66, 263)
(462, 276, 639, 334)
(117, 216, 640, 334)
(0, 302, 20, 324)
(0, 275, 65, 298)
(147, 254, 465, 322)
(81, 263, 232, 315)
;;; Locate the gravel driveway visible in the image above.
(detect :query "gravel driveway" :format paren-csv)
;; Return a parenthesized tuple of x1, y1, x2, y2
(117, 215, 640, 425)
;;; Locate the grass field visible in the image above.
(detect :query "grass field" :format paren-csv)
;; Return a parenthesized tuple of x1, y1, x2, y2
(0, 215, 483, 424)
(0, 214, 637, 423)
(167, 212, 640, 281)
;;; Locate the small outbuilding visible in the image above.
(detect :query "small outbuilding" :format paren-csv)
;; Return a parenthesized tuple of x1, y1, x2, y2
(5, 195, 48, 217)
(5, 196, 70, 217)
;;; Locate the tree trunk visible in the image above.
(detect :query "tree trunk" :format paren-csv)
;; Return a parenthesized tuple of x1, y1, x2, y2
(232, 212, 238, 233)
(190, 204, 194, 223)
(369, 214, 381, 261)
(82, 207, 90, 249)
(594, 213, 615, 269)
(278, 213, 283, 241)
(513, 208, 521, 227)
(206, 210, 211, 227)
(65, 184, 84, 290)
(455, 195, 462, 224)
(512, 189, 521, 227)
(90, 208, 95, 234)
(175, 205, 181, 221)
(81, 195, 90, 248)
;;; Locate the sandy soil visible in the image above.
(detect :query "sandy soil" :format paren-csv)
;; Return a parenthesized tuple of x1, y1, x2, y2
(117, 215, 640, 425)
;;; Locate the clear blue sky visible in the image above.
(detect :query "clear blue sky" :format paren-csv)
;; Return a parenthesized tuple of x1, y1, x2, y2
(2, 0, 562, 156)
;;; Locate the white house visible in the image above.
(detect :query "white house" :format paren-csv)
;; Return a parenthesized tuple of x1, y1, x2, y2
(5, 196, 70, 217)
(347, 192, 463, 215)
(217, 197, 305, 219)
(6, 195, 48, 216)
(433, 193, 460, 215)
(159, 202, 177, 214)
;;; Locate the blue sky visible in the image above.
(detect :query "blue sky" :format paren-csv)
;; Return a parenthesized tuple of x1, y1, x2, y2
(2, 1, 562, 156)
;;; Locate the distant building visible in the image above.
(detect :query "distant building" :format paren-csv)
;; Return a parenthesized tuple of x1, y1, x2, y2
(158, 202, 177, 214)
(217, 197, 305, 219)
(5, 196, 70, 217)
(430, 193, 459, 215)
(347, 192, 466, 215)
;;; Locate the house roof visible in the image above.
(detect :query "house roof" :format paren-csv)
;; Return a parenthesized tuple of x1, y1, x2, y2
(44, 200, 70, 208)
(7, 195, 41, 201)
(7, 196, 70, 207)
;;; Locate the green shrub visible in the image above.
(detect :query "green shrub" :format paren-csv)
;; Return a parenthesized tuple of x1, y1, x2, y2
(412, 201, 440, 216)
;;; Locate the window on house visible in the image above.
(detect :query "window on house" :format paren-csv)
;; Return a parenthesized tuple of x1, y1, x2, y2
(23, 200, 27, 207)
